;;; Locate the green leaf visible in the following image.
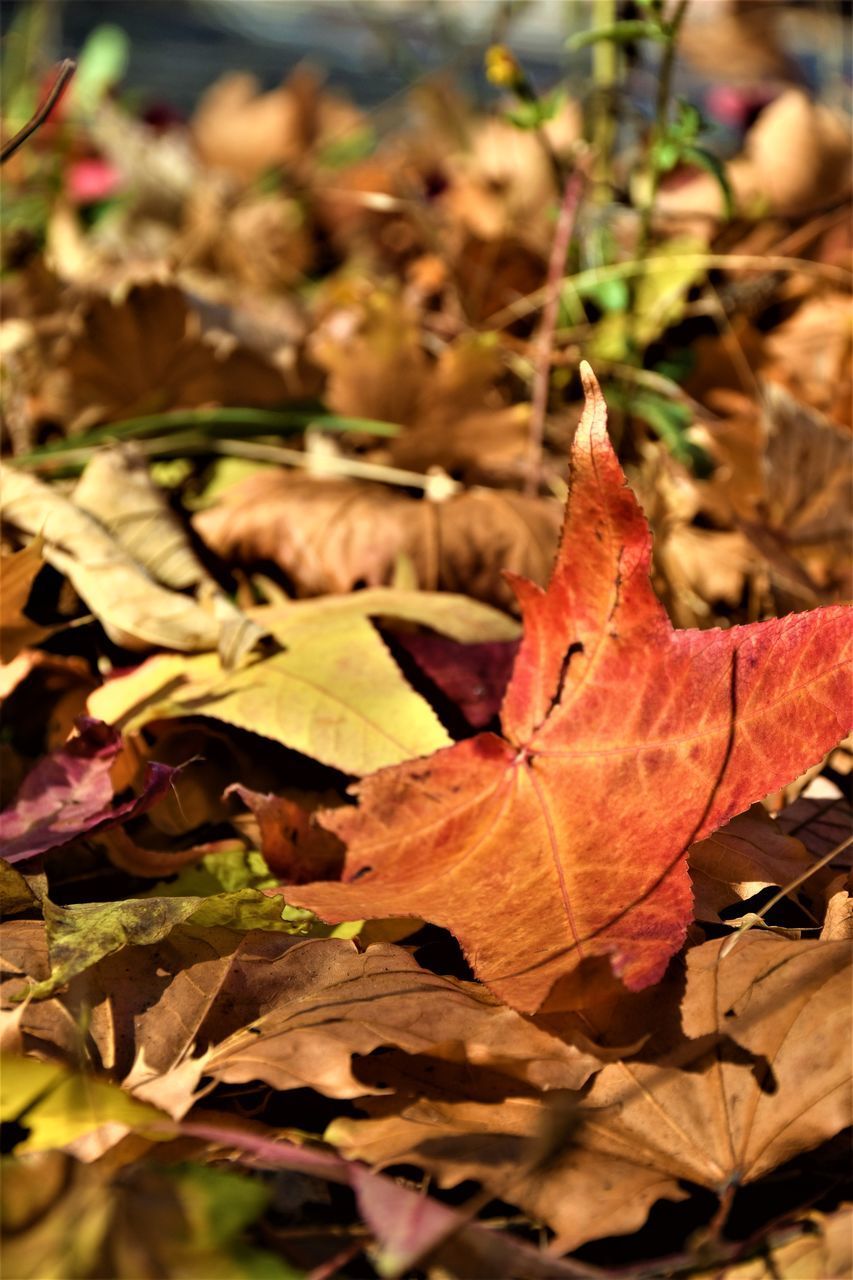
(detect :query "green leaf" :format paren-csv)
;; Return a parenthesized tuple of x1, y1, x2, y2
(567, 19, 666, 50)
(682, 145, 734, 220)
(505, 88, 566, 131)
(585, 277, 631, 315)
(0, 860, 37, 915)
(0, 1054, 166, 1154)
(615, 387, 713, 474)
(653, 139, 681, 173)
(26, 889, 317, 999)
(73, 24, 130, 114)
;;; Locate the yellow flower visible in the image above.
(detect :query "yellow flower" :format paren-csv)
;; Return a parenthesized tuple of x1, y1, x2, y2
(485, 44, 523, 91)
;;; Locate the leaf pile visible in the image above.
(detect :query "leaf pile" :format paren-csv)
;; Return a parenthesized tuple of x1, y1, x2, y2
(1, 14, 852, 1280)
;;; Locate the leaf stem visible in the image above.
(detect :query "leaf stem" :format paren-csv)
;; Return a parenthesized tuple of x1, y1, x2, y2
(721, 830, 853, 957)
(635, 0, 690, 262)
(12, 407, 402, 469)
(1, 58, 76, 163)
(525, 166, 587, 495)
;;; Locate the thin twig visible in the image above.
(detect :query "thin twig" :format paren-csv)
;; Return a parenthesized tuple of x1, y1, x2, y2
(525, 167, 586, 495)
(721, 831, 853, 958)
(485, 253, 852, 330)
(1, 59, 76, 164)
(635, 0, 690, 261)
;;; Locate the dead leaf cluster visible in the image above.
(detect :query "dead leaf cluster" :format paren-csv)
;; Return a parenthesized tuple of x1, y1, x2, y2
(1, 18, 852, 1279)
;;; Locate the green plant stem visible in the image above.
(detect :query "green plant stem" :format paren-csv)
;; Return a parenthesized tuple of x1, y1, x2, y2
(525, 166, 587, 495)
(11, 406, 402, 469)
(591, 0, 618, 202)
(484, 252, 851, 329)
(635, 0, 690, 262)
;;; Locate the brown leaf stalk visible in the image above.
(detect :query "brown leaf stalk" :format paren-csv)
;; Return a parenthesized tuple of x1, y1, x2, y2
(1, 59, 76, 164)
(525, 166, 587, 495)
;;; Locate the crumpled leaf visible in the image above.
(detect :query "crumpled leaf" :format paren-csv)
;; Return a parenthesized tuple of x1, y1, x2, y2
(25, 887, 317, 999)
(327, 933, 852, 1253)
(194, 471, 562, 613)
(117, 931, 596, 1121)
(225, 783, 344, 883)
(698, 383, 853, 610)
(286, 365, 852, 1011)
(88, 589, 517, 775)
(0, 718, 179, 865)
(1, 465, 223, 653)
(313, 295, 531, 483)
(72, 444, 265, 665)
(688, 804, 820, 923)
(0, 538, 53, 662)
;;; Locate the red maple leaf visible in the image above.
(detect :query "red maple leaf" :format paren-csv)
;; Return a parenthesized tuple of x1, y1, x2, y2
(286, 365, 852, 1012)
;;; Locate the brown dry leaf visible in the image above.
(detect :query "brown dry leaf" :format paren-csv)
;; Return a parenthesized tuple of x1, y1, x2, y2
(442, 109, 581, 252)
(730, 89, 852, 219)
(679, 0, 798, 82)
(182, 188, 314, 292)
(192, 65, 362, 183)
(314, 294, 529, 482)
(72, 445, 265, 664)
(73, 447, 206, 591)
(821, 892, 853, 941)
(696, 383, 852, 610)
(194, 471, 561, 612)
(762, 292, 853, 428)
(1, 466, 221, 653)
(2, 926, 600, 1122)
(328, 933, 852, 1253)
(53, 282, 292, 432)
(689, 805, 820, 923)
(0, 539, 53, 662)
(225, 783, 344, 884)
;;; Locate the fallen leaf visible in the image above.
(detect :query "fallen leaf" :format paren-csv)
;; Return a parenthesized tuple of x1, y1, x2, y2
(194, 472, 562, 612)
(1, 465, 223, 653)
(87, 589, 517, 775)
(55, 282, 292, 431)
(0, 862, 38, 915)
(699, 383, 853, 609)
(0, 1053, 166, 1159)
(286, 365, 852, 1012)
(26, 887, 314, 999)
(0, 539, 53, 662)
(0, 718, 179, 865)
(225, 784, 344, 883)
(327, 933, 852, 1253)
(130, 940, 596, 1120)
(192, 65, 362, 183)
(391, 632, 518, 728)
(688, 805, 819, 923)
(72, 444, 266, 664)
(313, 295, 530, 482)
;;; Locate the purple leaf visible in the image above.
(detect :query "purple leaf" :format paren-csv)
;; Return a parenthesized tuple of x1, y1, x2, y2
(393, 633, 518, 728)
(0, 717, 178, 864)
